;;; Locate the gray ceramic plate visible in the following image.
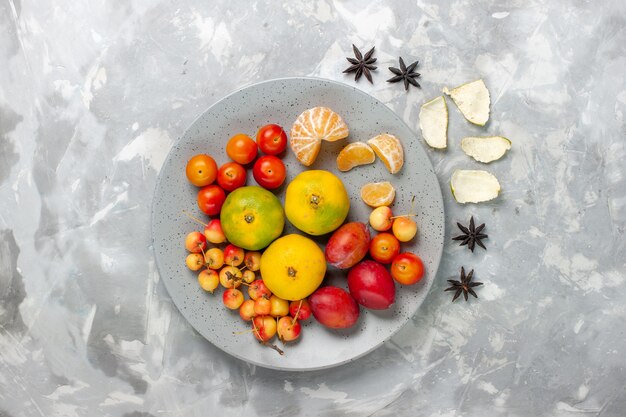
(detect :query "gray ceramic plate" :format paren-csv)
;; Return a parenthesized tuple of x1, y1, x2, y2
(151, 77, 444, 371)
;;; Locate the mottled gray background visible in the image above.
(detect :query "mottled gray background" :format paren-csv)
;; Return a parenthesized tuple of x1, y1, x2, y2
(1, 0, 625, 416)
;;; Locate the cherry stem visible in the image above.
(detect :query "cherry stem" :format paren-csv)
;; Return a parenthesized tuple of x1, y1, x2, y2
(182, 210, 208, 227)
(263, 342, 284, 356)
(232, 329, 255, 335)
(390, 214, 418, 219)
(292, 300, 302, 325)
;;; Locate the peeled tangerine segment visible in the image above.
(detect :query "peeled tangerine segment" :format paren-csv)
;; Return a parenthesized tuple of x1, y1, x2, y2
(361, 181, 395, 207)
(367, 134, 404, 174)
(450, 170, 500, 204)
(419, 96, 448, 149)
(290, 107, 350, 166)
(461, 136, 511, 163)
(443, 79, 490, 126)
(336, 142, 376, 172)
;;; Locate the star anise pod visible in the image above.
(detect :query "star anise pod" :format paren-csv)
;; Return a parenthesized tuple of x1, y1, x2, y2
(387, 57, 421, 91)
(445, 267, 483, 302)
(343, 45, 377, 84)
(452, 216, 487, 252)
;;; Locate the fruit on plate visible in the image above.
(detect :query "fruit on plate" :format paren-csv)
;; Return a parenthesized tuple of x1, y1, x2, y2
(347, 260, 396, 310)
(185, 253, 204, 271)
(325, 222, 371, 269)
(223, 288, 244, 310)
(244, 251, 261, 271)
(289, 299, 312, 321)
(290, 107, 349, 166)
(256, 124, 288, 155)
(269, 295, 290, 317)
(248, 279, 272, 300)
(367, 134, 404, 174)
(204, 247, 224, 270)
(277, 316, 301, 342)
(391, 252, 425, 285)
(360, 181, 395, 207)
(223, 244, 244, 267)
(220, 186, 285, 250)
(253, 155, 286, 190)
(197, 184, 226, 216)
(450, 170, 501, 204)
(336, 142, 375, 172)
(186, 154, 218, 187)
(254, 297, 272, 315)
(309, 286, 360, 329)
(219, 266, 243, 288)
(198, 269, 219, 293)
(460, 136, 511, 163)
(203, 219, 226, 244)
(443, 79, 490, 126)
(239, 299, 256, 321)
(419, 96, 448, 149)
(392, 216, 418, 242)
(252, 315, 277, 342)
(369, 206, 393, 231)
(260, 234, 326, 300)
(369, 232, 400, 264)
(226, 133, 258, 165)
(285, 170, 350, 235)
(184, 231, 207, 253)
(217, 162, 247, 191)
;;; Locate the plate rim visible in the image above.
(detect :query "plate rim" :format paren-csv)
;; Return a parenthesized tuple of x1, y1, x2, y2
(150, 76, 445, 371)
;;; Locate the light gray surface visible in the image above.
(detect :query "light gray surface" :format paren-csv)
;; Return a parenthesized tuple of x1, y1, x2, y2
(1, 0, 625, 415)
(151, 77, 444, 371)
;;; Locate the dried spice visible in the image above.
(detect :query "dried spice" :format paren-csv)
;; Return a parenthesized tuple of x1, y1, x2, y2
(343, 45, 377, 83)
(452, 216, 487, 252)
(445, 267, 483, 302)
(387, 57, 421, 90)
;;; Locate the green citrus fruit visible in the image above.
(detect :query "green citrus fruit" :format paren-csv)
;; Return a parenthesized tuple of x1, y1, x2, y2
(284, 170, 350, 235)
(220, 186, 284, 250)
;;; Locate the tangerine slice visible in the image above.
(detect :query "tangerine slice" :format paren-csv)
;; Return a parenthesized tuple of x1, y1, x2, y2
(336, 142, 376, 172)
(367, 134, 404, 174)
(290, 107, 350, 166)
(360, 181, 396, 207)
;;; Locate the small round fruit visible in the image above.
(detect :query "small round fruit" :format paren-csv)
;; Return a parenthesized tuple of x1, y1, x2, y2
(186, 154, 217, 187)
(252, 315, 277, 342)
(369, 206, 393, 231)
(257, 124, 288, 155)
(242, 270, 256, 284)
(226, 133, 257, 165)
(369, 232, 400, 264)
(204, 248, 224, 270)
(204, 219, 226, 244)
(197, 185, 226, 216)
(244, 251, 262, 272)
(309, 286, 360, 329)
(198, 269, 219, 293)
(185, 253, 204, 271)
(289, 299, 312, 321)
(269, 295, 289, 317)
(392, 216, 418, 242)
(277, 316, 301, 342)
(347, 260, 396, 310)
(253, 155, 286, 190)
(185, 231, 207, 253)
(224, 244, 244, 267)
(217, 162, 247, 192)
(239, 299, 256, 321)
(248, 279, 272, 300)
(223, 288, 244, 310)
(219, 266, 242, 288)
(391, 252, 425, 285)
(254, 297, 272, 316)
